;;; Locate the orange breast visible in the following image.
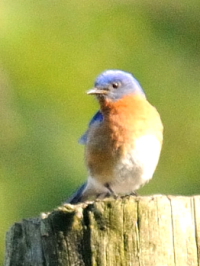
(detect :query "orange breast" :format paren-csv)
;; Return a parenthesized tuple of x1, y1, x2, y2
(103, 94, 163, 143)
(85, 94, 163, 183)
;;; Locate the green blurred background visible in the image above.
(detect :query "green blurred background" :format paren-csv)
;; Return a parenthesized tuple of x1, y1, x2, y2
(1, 0, 200, 263)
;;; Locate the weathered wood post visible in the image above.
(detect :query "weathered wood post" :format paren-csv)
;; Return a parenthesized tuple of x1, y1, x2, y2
(4, 195, 200, 266)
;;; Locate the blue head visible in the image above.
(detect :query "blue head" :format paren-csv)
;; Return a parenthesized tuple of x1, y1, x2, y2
(87, 70, 145, 101)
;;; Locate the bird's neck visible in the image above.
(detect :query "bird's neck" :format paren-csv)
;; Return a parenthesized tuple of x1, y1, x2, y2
(99, 93, 146, 114)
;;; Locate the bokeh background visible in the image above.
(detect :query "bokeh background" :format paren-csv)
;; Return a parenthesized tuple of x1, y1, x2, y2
(1, 0, 200, 263)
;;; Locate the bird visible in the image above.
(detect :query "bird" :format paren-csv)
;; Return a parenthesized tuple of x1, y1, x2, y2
(68, 70, 163, 204)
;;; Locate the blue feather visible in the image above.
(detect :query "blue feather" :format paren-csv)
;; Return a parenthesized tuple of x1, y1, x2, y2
(79, 111, 104, 144)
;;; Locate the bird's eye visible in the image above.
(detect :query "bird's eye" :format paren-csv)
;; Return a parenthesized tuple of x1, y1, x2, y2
(112, 82, 119, 89)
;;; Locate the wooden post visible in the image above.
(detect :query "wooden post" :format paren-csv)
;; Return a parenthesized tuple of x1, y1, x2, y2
(4, 195, 200, 266)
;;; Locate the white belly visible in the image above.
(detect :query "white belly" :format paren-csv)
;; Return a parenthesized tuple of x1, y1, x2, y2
(111, 135, 162, 194)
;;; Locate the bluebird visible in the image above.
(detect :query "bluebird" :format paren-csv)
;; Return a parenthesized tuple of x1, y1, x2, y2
(68, 70, 163, 204)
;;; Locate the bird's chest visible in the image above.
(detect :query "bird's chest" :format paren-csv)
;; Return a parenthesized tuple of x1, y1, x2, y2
(85, 97, 162, 183)
(87, 95, 162, 153)
(87, 114, 137, 158)
(85, 114, 147, 181)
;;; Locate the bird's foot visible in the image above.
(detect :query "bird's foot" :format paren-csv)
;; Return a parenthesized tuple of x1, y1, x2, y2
(104, 183, 118, 199)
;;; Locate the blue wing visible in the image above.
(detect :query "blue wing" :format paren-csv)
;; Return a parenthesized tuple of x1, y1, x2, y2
(79, 110, 104, 144)
(88, 110, 104, 126)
